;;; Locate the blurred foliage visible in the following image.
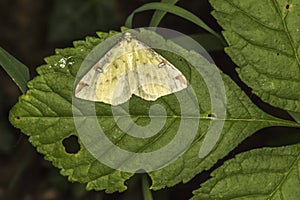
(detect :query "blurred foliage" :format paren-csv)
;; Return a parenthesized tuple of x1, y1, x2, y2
(0, 72, 17, 155)
(47, 0, 121, 44)
(0, 122, 14, 154)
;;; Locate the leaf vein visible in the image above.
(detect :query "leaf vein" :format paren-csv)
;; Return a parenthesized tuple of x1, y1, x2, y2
(272, 0, 300, 71)
(223, 0, 285, 32)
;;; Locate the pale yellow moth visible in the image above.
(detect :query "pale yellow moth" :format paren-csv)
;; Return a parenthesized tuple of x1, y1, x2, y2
(75, 32, 187, 105)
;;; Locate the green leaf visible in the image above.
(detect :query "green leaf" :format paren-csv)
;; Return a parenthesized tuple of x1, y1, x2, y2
(9, 29, 299, 193)
(0, 47, 30, 93)
(149, 0, 180, 27)
(191, 143, 300, 200)
(125, 2, 226, 45)
(288, 111, 300, 123)
(209, 0, 300, 112)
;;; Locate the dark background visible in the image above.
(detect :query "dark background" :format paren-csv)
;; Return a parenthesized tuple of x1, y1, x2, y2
(0, 0, 299, 199)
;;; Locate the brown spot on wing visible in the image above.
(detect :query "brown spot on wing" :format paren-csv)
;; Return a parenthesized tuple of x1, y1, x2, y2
(92, 63, 100, 71)
(75, 82, 89, 94)
(158, 59, 168, 68)
(92, 62, 103, 73)
(175, 74, 187, 85)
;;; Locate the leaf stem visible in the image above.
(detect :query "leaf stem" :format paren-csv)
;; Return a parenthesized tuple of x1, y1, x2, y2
(142, 174, 153, 200)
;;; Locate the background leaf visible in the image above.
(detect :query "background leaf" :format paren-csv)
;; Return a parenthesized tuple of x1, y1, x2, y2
(9, 29, 299, 193)
(0, 47, 30, 93)
(125, 2, 226, 45)
(191, 143, 300, 200)
(209, 0, 300, 112)
(289, 111, 300, 123)
(149, 0, 180, 27)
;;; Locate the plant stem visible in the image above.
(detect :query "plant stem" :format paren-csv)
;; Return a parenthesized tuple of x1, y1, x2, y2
(142, 174, 153, 200)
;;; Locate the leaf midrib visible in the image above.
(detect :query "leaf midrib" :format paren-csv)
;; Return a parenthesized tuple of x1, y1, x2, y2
(16, 116, 299, 127)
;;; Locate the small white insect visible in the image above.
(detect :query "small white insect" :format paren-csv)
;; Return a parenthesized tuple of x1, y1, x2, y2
(75, 32, 187, 105)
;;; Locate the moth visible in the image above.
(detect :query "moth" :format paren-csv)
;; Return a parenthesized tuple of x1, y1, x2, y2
(75, 32, 187, 105)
